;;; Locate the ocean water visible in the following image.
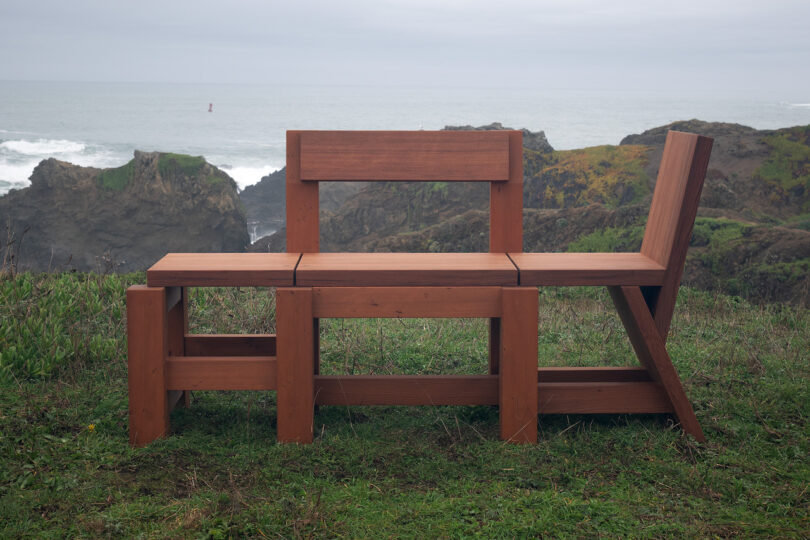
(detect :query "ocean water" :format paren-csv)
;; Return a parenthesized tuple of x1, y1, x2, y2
(2, 80, 810, 196)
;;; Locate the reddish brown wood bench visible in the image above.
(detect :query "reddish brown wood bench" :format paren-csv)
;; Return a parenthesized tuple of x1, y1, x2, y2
(280, 130, 536, 443)
(127, 128, 711, 446)
(127, 253, 299, 446)
(510, 130, 712, 441)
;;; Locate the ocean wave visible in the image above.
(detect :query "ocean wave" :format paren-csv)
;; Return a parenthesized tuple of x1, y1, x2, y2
(789, 103, 810, 108)
(218, 164, 283, 189)
(0, 140, 130, 195)
(0, 138, 86, 155)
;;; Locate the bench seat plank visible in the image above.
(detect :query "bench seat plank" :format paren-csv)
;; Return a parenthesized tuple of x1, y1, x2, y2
(296, 253, 518, 286)
(509, 252, 666, 286)
(147, 253, 300, 287)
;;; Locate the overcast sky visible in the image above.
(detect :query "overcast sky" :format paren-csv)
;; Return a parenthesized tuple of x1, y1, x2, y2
(1, 0, 808, 96)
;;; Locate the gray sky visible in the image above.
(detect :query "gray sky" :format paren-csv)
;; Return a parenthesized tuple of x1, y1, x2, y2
(2, 0, 809, 95)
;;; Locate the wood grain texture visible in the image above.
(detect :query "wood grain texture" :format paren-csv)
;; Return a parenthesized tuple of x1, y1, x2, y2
(296, 253, 518, 286)
(642, 132, 713, 338)
(499, 287, 538, 443)
(314, 375, 498, 405)
(509, 252, 666, 286)
(286, 131, 320, 252)
(489, 318, 500, 375)
(184, 334, 276, 356)
(147, 253, 299, 287)
(299, 131, 510, 181)
(127, 286, 168, 447)
(537, 366, 653, 383)
(166, 286, 189, 409)
(611, 286, 705, 441)
(165, 356, 276, 390)
(276, 288, 315, 443)
(490, 130, 523, 252)
(311, 286, 503, 318)
(538, 382, 673, 414)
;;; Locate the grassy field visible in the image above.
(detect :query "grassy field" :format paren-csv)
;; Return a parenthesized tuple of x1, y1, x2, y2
(1, 273, 808, 538)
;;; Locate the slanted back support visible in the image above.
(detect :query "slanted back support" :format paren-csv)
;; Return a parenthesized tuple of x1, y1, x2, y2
(286, 130, 523, 253)
(641, 131, 713, 271)
(640, 130, 713, 338)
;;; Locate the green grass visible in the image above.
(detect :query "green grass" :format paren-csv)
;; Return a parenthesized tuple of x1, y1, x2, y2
(567, 224, 646, 252)
(158, 153, 206, 178)
(97, 159, 135, 190)
(1, 274, 809, 537)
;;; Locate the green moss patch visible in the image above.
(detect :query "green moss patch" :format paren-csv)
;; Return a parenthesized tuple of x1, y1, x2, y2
(158, 153, 206, 178)
(96, 160, 135, 191)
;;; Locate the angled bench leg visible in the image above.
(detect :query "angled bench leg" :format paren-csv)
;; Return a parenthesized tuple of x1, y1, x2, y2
(276, 288, 314, 443)
(127, 285, 169, 446)
(499, 287, 538, 443)
(608, 286, 705, 442)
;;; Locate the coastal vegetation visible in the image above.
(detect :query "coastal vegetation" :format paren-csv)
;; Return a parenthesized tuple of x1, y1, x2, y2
(756, 126, 810, 210)
(1, 273, 808, 536)
(96, 159, 135, 191)
(527, 144, 650, 209)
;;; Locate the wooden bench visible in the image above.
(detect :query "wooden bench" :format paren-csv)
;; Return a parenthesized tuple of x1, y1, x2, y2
(511, 131, 713, 442)
(127, 128, 711, 446)
(280, 130, 536, 443)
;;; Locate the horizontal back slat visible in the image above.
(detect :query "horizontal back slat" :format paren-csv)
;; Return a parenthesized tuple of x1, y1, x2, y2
(299, 130, 510, 181)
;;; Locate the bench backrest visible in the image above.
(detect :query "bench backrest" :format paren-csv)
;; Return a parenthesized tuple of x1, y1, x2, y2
(286, 130, 524, 253)
(640, 130, 713, 336)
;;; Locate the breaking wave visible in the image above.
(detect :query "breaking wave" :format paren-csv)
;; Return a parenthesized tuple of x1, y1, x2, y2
(0, 138, 87, 156)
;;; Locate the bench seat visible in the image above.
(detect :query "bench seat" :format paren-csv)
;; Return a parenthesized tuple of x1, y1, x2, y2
(295, 253, 518, 286)
(147, 253, 300, 287)
(509, 252, 666, 286)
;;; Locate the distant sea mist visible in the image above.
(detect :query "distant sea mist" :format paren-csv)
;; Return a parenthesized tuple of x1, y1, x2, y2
(2, 81, 809, 196)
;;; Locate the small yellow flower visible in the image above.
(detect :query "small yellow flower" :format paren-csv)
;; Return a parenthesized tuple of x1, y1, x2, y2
(88, 424, 96, 432)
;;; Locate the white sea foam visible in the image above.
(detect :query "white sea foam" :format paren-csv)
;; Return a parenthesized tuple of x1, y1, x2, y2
(0, 138, 130, 195)
(219, 164, 283, 190)
(0, 138, 86, 155)
(789, 103, 810, 108)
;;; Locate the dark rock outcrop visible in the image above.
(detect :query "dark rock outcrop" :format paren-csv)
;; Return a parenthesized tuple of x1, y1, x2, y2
(240, 167, 286, 242)
(0, 151, 248, 272)
(621, 120, 810, 218)
(239, 167, 364, 244)
(443, 122, 554, 153)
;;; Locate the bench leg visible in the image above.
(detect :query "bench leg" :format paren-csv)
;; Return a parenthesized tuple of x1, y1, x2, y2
(127, 285, 169, 446)
(499, 287, 538, 443)
(609, 286, 705, 442)
(276, 288, 315, 443)
(167, 286, 190, 409)
(489, 318, 500, 375)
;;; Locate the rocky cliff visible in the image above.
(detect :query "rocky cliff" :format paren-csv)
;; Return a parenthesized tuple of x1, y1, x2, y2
(0, 151, 248, 272)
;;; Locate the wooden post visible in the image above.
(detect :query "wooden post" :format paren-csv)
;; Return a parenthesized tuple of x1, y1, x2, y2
(127, 285, 169, 446)
(276, 288, 315, 443)
(499, 287, 538, 443)
(167, 286, 190, 409)
(489, 318, 500, 374)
